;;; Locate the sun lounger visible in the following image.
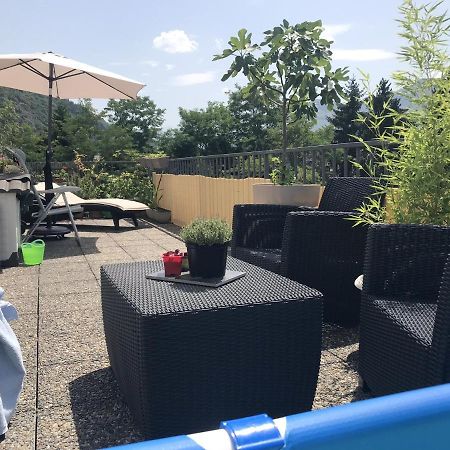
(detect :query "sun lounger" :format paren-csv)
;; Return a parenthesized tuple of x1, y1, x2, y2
(35, 182, 149, 229)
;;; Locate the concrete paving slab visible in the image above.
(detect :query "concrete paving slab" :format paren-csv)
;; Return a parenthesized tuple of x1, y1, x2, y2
(39, 326, 107, 366)
(1, 410, 35, 449)
(38, 359, 110, 410)
(39, 291, 101, 314)
(39, 280, 100, 298)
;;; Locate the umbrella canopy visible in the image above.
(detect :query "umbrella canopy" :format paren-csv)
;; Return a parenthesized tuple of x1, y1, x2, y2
(0, 52, 145, 193)
(0, 52, 144, 99)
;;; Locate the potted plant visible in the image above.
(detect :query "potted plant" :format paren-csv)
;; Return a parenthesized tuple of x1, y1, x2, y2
(253, 157, 322, 207)
(146, 175, 172, 223)
(140, 151, 170, 171)
(180, 218, 232, 278)
(215, 20, 347, 204)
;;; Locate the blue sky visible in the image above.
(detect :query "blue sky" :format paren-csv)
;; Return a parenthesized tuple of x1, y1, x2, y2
(1, 0, 449, 127)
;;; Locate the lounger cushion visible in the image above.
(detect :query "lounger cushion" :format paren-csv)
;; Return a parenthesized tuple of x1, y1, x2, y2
(35, 182, 148, 211)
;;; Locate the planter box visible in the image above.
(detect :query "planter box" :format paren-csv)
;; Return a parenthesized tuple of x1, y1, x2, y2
(146, 208, 171, 223)
(140, 157, 170, 170)
(253, 183, 322, 207)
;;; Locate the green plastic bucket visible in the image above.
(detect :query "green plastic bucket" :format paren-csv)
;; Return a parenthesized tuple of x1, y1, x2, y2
(21, 239, 45, 266)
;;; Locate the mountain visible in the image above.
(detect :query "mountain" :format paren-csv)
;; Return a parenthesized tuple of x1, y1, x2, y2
(314, 92, 408, 128)
(0, 86, 85, 131)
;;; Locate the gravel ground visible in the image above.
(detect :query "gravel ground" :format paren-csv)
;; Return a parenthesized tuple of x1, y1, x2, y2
(0, 218, 369, 449)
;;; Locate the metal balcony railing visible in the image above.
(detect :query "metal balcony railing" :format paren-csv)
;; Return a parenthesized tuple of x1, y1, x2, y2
(168, 140, 387, 183)
(24, 140, 388, 184)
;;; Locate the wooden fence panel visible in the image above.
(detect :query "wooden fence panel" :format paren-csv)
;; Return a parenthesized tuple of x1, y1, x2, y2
(154, 174, 270, 226)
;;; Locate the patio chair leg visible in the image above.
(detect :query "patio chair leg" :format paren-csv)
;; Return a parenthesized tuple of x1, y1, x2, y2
(62, 192, 81, 247)
(358, 375, 371, 393)
(22, 194, 60, 244)
(112, 216, 120, 230)
(132, 215, 139, 228)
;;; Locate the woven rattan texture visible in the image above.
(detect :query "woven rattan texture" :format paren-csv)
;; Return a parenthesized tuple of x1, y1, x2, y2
(359, 224, 450, 396)
(281, 210, 368, 326)
(318, 177, 378, 212)
(101, 257, 323, 438)
(101, 256, 320, 315)
(231, 178, 377, 326)
(231, 204, 302, 251)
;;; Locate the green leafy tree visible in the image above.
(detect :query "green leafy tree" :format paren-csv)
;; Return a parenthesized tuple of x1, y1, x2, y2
(157, 128, 196, 158)
(178, 102, 235, 155)
(267, 118, 333, 148)
(51, 103, 73, 160)
(18, 125, 45, 162)
(62, 100, 102, 160)
(104, 96, 165, 151)
(0, 100, 44, 162)
(312, 124, 334, 145)
(360, 78, 404, 140)
(227, 85, 279, 151)
(96, 124, 134, 160)
(328, 77, 364, 143)
(0, 100, 23, 148)
(214, 19, 348, 181)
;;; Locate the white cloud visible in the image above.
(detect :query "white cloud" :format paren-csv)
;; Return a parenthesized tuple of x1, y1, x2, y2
(153, 30, 198, 54)
(333, 48, 396, 61)
(214, 38, 225, 50)
(165, 64, 175, 71)
(140, 59, 159, 67)
(173, 71, 215, 86)
(322, 24, 351, 41)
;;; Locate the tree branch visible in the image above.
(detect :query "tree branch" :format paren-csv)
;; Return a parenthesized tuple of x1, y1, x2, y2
(286, 82, 303, 113)
(248, 66, 284, 96)
(276, 60, 284, 90)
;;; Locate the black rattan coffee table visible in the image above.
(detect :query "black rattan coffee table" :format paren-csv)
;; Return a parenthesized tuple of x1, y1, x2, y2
(101, 256, 322, 439)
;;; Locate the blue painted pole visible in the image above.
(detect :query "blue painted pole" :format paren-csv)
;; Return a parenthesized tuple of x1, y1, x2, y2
(106, 384, 450, 450)
(283, 383, 450, 450)
(109, 435, 205, 450)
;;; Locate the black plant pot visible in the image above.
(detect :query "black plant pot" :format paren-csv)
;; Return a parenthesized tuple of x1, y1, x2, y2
(186, 242, 229, 278)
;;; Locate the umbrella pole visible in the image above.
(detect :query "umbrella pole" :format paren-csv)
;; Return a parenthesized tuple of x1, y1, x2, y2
(44, 63, 54, 225)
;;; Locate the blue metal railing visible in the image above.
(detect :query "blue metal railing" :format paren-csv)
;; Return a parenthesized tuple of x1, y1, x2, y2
(106, 383, 450, 450)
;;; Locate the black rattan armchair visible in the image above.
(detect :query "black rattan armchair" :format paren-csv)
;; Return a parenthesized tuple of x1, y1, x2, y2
(231, 177, 378, 326)
(359, 224, 450, 396)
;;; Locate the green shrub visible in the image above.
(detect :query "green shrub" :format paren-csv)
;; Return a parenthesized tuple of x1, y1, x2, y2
(3, 164, 22, 175)
(180, 218, 232, 246)
(146, 151, 168, 158)
(269, 157, 295, 185)
(0, 153, 21, 174)
(105, 166, 153, 205)
(352, 0, 450, 227)
(56, 152, 154, 206)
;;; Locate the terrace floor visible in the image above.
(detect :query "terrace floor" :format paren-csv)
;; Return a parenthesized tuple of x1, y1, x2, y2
(0, 219, 369, 450)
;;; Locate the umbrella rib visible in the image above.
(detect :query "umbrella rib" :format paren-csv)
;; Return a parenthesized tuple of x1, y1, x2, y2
(55, 70, 84, 81)
(54, 69, 79, 80)
(20, 60, 49, 79)
(0, 58, 41, 74)
(85, 72, 135, 99)
(0, 58, 139, 99)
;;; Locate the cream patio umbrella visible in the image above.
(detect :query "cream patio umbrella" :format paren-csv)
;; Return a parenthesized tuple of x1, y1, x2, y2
(0, 51, 145, 191)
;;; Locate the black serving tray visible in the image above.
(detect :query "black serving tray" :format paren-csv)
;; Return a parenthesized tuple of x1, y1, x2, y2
(146, 270, 246, 288)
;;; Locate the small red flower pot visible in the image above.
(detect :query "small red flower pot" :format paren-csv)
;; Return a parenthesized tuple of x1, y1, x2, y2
(162, 253, 183, 277)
